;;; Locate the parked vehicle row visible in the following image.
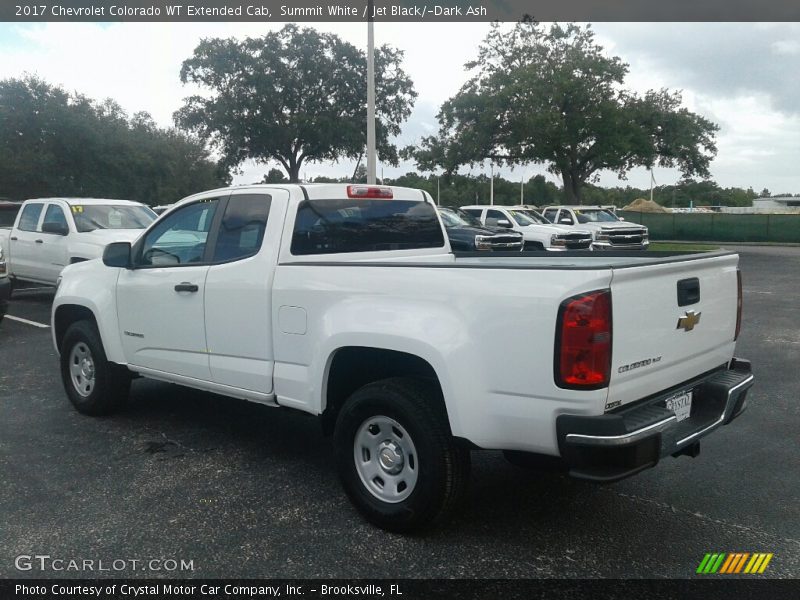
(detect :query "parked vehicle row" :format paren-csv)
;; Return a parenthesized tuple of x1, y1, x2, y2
(52, 183, 753, 532)
(0, 198, 156, 288)
(542, 205, 649, 250)
(461, 205, 594, 251)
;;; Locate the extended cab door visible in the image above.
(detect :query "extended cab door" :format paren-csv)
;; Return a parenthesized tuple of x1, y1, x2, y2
(203, 191, 286, 394)
(38, 202, 71, 282)
(116, 196, 226, 382)
(10, 202, 46, 282)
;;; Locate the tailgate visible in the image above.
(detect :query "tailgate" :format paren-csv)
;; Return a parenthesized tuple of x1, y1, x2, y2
(607, 252, 739, 408)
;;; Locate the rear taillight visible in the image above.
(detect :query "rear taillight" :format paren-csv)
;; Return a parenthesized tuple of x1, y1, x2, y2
(555, 290, 612, 389)
(735, 269, 742, 341)
(347, 185, 393, 199)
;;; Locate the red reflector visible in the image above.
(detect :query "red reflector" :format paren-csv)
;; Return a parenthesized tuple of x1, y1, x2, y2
(735, 269, 742, 341)
(347, 185, 393, 199)
(555, 290, 612, 389)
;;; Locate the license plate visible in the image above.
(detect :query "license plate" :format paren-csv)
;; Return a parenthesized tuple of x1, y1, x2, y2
(665, 390, 693, 422)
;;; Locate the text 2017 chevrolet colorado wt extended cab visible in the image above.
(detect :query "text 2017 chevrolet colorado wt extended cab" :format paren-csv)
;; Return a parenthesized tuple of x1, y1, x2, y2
(52, 184, 754, 531)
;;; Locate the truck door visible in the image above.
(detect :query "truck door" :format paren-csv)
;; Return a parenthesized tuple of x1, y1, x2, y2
(204, 191, 286, 394)
(38, 202, 71, 282)
(10, 202, 45, 282)
(117, 196, 226, 382)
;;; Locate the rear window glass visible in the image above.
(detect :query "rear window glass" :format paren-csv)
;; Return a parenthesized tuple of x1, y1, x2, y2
(291, 199, 445, 255)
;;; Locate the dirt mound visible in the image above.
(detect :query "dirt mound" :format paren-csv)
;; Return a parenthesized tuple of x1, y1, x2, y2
(623, 198, 669, 213)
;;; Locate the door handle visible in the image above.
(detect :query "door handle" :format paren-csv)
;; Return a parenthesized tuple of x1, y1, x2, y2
(35, 239, 44, 244)
(174, 282, 199, 293)
(10, 236, 17, 241)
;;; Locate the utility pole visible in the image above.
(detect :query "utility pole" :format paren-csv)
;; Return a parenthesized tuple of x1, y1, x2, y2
(366, 0, 377, 185)
(489, 162, 494, 205)
(437, 177, 440, 206)
(520, 174, 524, 205)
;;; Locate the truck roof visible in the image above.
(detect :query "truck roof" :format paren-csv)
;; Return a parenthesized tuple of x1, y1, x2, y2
(179, 183, 430, 204)
(21, 198, 146, 207)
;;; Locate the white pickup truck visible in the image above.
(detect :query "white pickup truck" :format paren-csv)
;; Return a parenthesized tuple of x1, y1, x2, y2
(52, 184, 753, 531)
(542, 205, 649, 250)
(0, 198, 156, 288)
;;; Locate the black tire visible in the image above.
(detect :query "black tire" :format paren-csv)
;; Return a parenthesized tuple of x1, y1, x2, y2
(60, 320, 130, 416)
(333, 377, 470, 532)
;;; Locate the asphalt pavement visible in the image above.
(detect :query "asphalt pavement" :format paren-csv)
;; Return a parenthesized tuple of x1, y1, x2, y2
(0, 246, 797, 579)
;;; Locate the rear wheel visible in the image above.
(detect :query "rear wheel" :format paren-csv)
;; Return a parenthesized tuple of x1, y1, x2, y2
(60, 320, 130, 415)
(333, 377, 470, 532)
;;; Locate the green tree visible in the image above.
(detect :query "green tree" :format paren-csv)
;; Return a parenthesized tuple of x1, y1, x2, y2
(0, 76, 226, 204)
(262, 168, 287, 183)
(176, 25, 417, 183)
(411, 21, 719, 204)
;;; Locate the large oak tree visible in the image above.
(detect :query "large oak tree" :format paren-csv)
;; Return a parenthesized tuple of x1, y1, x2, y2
(175, 25, 417, 182)
(411, 22, 719, 204)
(0, 76, 226, 204)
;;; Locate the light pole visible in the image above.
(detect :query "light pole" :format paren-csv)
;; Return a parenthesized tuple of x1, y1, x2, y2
(489, 162, 494, 205)
(366, 0, 377, 185)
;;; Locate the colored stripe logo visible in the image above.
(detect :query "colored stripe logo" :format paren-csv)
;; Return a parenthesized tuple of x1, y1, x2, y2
(697, 552, 773, 574)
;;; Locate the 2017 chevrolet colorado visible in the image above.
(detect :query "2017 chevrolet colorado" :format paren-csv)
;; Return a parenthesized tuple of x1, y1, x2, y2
(51, 184, 753, 531)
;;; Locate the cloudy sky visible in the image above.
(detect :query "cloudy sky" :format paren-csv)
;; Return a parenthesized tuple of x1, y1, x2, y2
(1, 21, 799, 194)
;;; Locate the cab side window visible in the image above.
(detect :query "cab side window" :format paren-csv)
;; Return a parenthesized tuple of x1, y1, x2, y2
(42, 205, 68, 232)
(543, 208, 558, 223)
(557, 210, 574, 225)
(212, 194, 271, 262)
(138, 199, 219, 267)
(17, 203, 43, 232)
(485, 209, 506, 227)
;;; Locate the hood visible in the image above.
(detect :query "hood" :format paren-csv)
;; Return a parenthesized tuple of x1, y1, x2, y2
(444, 223, 521, 237)
(77, 228, 144, 246)
(594, 221, 646, 230)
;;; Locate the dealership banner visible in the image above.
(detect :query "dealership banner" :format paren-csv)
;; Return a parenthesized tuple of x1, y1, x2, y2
(2, 0, 800, 22)
(3, 579, 799, 599)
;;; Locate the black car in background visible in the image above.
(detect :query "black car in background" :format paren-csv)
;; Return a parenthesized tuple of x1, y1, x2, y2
(438, 207, 523, 251)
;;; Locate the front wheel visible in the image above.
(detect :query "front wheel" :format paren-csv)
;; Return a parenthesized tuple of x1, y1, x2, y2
(333, 377, 470, 532)
(60, 320, 130, 415)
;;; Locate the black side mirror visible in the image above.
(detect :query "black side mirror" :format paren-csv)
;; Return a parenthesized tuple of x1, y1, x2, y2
(42, 222, 69, 236)
(103, 242, 132, 269)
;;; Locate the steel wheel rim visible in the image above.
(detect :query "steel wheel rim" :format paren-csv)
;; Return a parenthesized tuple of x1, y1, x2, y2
(354, 415, 418, 504)
(69, 342, 96, 398)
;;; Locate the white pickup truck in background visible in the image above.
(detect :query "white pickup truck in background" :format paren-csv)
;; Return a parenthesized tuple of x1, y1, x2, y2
(52, 184, 753, 531)
(461, 204, 593, 250)
(542, 205, 649, 250)
(0, 198, 156, 288)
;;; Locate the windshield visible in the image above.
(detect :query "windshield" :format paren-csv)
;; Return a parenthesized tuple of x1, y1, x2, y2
(438, 208, 482, 228)
(575, 209, 619, 224)
(72, 205, 156, 232)
(508, 209, 547, 226)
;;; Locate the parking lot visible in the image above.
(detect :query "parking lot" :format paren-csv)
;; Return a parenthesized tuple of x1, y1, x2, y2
(0, 245, 798, 579)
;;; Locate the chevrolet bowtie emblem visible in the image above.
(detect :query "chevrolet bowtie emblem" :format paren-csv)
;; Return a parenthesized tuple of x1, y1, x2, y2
(677, 310, 702, 332)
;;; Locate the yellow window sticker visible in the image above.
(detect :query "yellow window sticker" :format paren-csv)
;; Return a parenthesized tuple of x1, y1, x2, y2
(71, 205, 84, 213)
